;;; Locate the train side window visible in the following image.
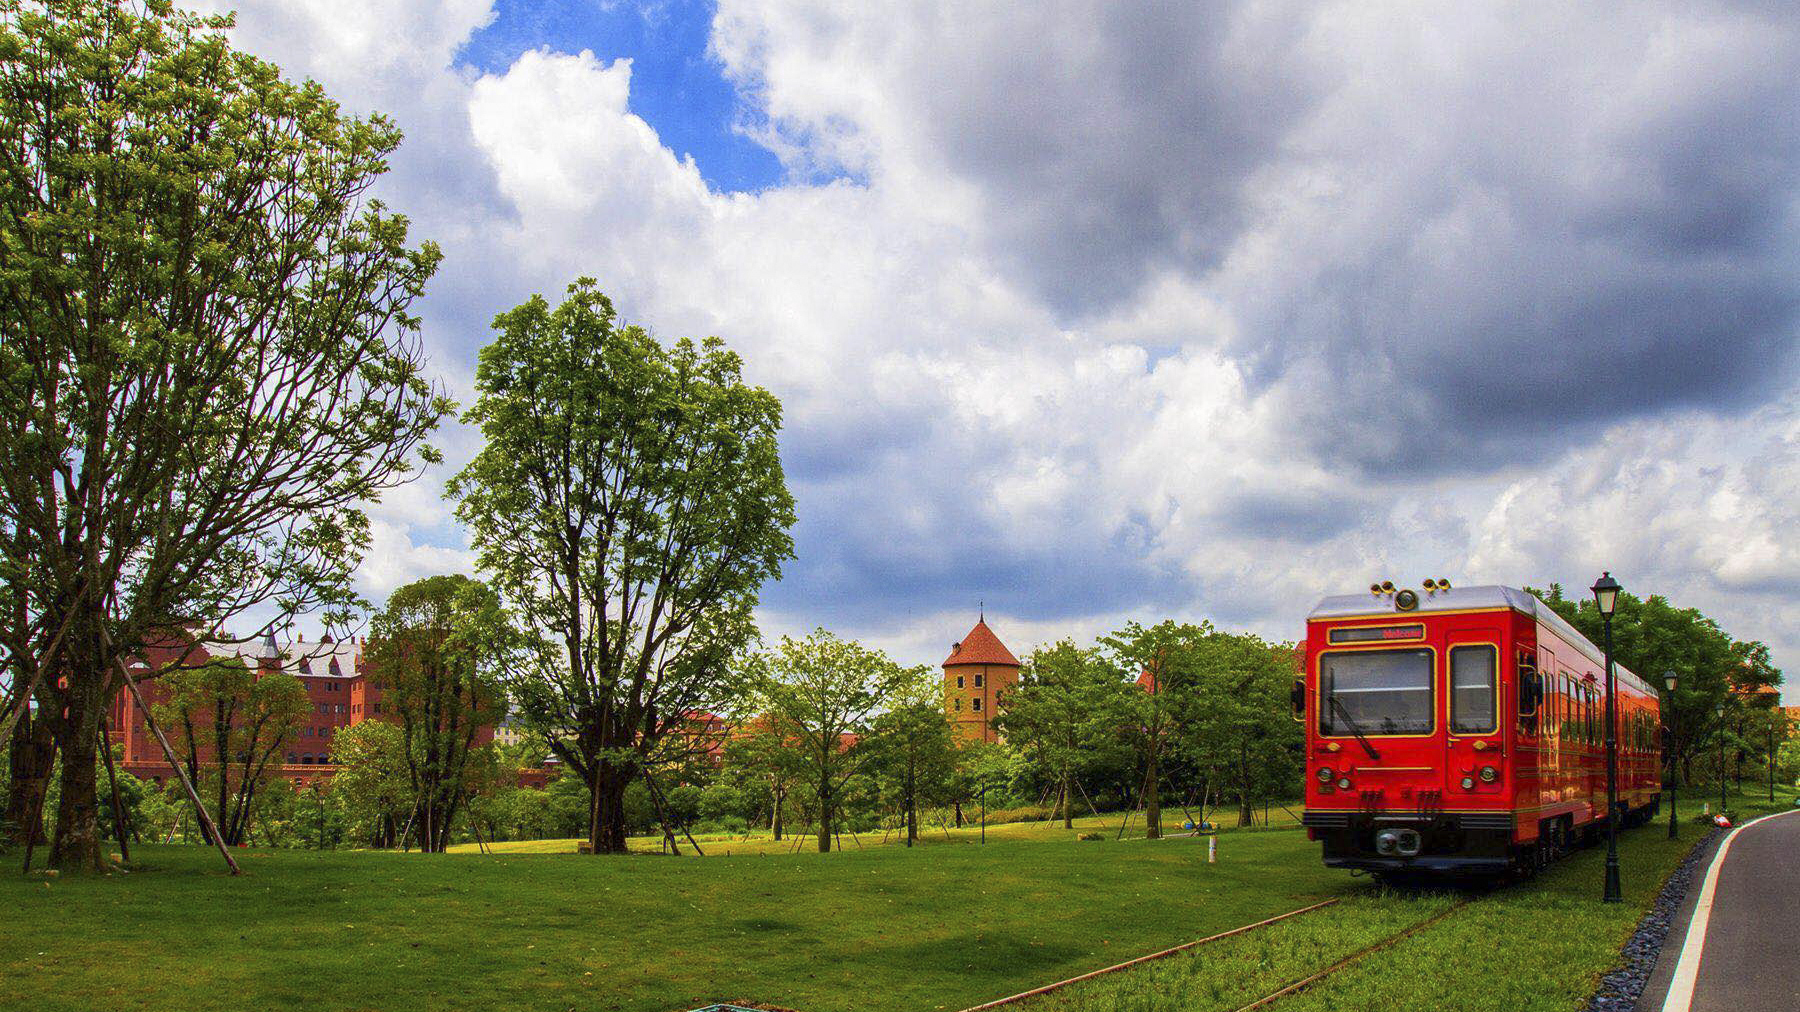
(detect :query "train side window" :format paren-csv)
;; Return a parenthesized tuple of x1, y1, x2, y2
(1450, 645, 1497, 734)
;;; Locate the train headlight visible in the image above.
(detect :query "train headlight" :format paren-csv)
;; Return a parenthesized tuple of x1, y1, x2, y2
(1479, 765, 1498, 784)
(1317, 767, 1334, 784)
(1337, 778, 1352, 790)
(1461, 776, 1475, 790)
(1395, 588, 1420, 611)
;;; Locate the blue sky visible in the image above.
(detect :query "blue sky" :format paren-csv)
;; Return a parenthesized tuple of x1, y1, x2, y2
(208, 2, 1800, 700)
(457, 0, 782, 193)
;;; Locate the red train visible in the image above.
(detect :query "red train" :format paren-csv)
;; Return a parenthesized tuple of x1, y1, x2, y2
(1297, 583, 1661, 875)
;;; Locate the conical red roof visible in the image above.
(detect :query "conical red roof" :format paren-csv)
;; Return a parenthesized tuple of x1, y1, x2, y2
(943, 619, 1021, 668)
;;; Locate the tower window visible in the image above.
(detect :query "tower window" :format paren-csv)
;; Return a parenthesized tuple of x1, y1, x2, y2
(971, 697, 982, 712)
(954, 698, 962, 712)
(974, 673, 984, 688)
(956, 675, 964, 688)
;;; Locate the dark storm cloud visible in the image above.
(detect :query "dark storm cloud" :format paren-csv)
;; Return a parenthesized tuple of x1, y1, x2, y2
(903, 4, 1318, 317)
(816, 2, 1800, 477)
(1220, 3, 1800, 476)
(1210, 488, 1362, 543)
(761, 500, 1184, 629)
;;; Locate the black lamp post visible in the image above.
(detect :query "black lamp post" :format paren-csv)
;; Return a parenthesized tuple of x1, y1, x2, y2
(1664, 670, 1678, 839)
(1770, 720, 1777, 805)
(1716, 702, 1728, 816)
(1592, 571, 1623, 903)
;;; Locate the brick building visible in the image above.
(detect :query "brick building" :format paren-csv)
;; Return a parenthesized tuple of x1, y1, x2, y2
(109, 632, 494, 789)
(942, 617, 1022, 744)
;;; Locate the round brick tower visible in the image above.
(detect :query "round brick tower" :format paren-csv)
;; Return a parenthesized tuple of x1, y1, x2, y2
(943, 617, 1022, 744)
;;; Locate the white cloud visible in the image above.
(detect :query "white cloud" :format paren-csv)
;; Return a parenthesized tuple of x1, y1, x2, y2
(202, 1, 1800, 701)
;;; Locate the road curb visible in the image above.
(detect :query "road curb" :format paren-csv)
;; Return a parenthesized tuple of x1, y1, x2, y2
(1595, 828, 1726, 1012)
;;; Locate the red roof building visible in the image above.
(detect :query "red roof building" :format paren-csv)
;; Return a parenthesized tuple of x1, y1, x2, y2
(943, 618, 1022, 744)
(108, 633, 497, 791)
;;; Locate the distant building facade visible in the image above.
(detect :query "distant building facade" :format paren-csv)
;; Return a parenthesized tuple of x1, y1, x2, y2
(942, 618, 1022, 744)
(109, 633, 495, 789)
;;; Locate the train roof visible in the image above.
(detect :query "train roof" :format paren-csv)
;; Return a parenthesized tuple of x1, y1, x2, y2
(1308, 584, 1650, 696)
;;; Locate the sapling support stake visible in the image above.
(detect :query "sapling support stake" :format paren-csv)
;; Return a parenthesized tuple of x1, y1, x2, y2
(108, 646, 239, 875)
(98, 716, 130, 863)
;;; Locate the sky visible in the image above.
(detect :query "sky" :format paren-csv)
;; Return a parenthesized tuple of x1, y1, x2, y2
(200, 1, 1800, 701)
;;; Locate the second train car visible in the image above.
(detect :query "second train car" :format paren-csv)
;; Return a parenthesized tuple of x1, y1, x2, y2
(1297, 583, 1661, 875)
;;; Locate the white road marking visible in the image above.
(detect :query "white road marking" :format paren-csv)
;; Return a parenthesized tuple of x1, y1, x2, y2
(1660, 807, 1800, 1012)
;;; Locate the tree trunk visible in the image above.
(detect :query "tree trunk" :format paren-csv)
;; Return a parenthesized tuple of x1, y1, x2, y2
(817, 778, 832, 853)
(771, 782, 784, 841)
(1061, 775, 1073, 829)
(50, 664, 106, 871)
(5, 704, 54, 848)
(1144, 747, 1162, 840)
(905, 763, 917, 847)
(588, 760, 630, 854)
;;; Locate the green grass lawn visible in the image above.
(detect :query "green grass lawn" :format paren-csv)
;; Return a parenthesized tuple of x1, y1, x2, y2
(6, 787, 1787, 1012)
(2, 825, 1351, 1012)
(1024, 786, 1796, 1012)
(449, 805, 1304, 857)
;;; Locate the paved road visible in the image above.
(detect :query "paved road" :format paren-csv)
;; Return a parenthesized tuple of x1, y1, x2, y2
(1646, 808, 1800, 1012)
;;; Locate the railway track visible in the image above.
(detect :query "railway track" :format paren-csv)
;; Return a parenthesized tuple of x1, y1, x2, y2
(1223, 897, 1474, 1012)
(951, 891, 1482, 1012)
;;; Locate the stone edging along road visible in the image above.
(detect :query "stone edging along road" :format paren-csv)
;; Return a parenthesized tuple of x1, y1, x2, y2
(1577, 826, 1726, 1012)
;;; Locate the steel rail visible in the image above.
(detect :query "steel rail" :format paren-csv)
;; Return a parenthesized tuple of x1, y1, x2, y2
(1224, 898, 1474, 1012)
(951, 898, 1343, 1012)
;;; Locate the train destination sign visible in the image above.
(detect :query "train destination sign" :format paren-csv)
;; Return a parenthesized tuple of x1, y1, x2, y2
(1327, 624, 1425, 644)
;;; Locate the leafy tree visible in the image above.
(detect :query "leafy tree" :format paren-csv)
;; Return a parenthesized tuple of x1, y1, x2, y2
(0, 1, 446, 869)
(245, 775, 297, 847)
(866, 665, 958, 846)
(949, 740, 1013, 825)
(330, 720, 411, 848)
(720, 718, 797, 839)
(1100, 620, 1204, 839)
(1529, 585, 1784, 787)
(995, 641, 1133, 828)
(95, 748, 149, 846)
(3, 698, 52, 847)
(1172, 632, 1303, 826)
(298, 779, 347, 850)
(365, 575, 514, 852)
(750, 631, 905, 852)
(154, 657, 309, 845)
(449, 279, 794, 854)
(544, 770, 592, 839)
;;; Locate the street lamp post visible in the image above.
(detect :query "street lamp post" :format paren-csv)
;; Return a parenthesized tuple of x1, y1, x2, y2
(1769, 721, 1776, 805)
(1592, 572, 1623, 903)
(1716, 702, 1728, 817)
(1664, 670, 1678, 839)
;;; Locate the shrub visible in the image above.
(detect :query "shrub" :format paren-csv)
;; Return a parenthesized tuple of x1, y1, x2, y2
(1079, 832, 1104, 841)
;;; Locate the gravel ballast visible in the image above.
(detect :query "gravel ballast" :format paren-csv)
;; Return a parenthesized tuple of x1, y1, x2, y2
(1580, 828, 1722, 1012)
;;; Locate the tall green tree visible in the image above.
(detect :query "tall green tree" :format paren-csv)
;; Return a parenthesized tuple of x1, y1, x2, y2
(750, 631, 905, 852)
(155, 657, 309, 846)
(995, 641, 1133, 829)
(866, 665, 958, 846)
(1172, 632, 1303, 826)
(1529, 585, 1783, 787)
(1100, 620, 1205, 839)
(721, 716, 800, 840)
(365, 575, 513, 853)
(450, 279, 794, 854)
(329, 719, 411, 848)
(0, 1, 446, 869)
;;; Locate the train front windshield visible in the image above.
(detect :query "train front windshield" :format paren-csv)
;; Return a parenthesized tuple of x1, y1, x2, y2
(1319, 648, 1433, 736)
